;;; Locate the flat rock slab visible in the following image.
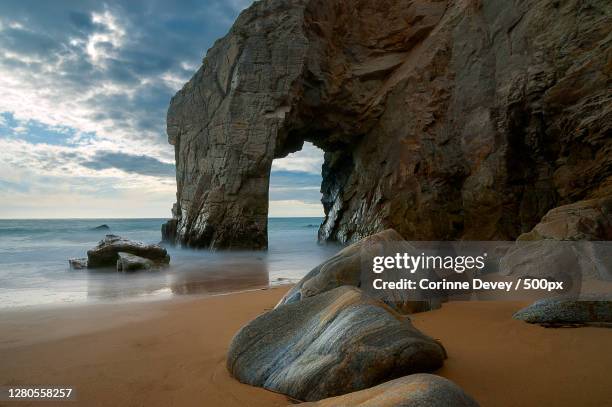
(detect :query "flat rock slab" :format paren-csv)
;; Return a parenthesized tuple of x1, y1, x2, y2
(296, 374, 479, 407)
(87, 235, 170, 268)
(116, 252, 155, 272)
(514, 297, 612, 325)
(277, 229, 444, 313)
(227, 286, 446, 401)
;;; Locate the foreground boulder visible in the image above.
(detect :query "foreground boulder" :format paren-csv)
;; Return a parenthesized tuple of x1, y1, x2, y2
(87, 235, 170, 268)
(277, 229, 444, 313)
(116, 252, 155, 272)
(297, 374, 479, 407)
(227, 286, 446, 401)
(514, 297, 612, 326)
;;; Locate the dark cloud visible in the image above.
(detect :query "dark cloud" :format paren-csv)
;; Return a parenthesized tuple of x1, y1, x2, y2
(0, 0, 248, 146)
(81, 151, 175, 177)
(0, 27, 59, 58)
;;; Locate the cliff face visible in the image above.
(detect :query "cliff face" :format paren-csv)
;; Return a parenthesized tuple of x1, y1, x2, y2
(163, 0, 611, 249)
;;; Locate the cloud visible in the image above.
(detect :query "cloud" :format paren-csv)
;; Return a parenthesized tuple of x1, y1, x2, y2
(272, 142, 324, 174)
(0, 1, 250, 217)
(0, 0, 252, 162)
(269, 143, 324, 206)
(0, 0, 330, 218)
(81, 151, 175, 177)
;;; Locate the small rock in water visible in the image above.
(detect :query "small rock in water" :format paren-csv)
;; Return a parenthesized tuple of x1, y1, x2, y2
(116, 252, 154, 272)
(297, 374, 479, 407)
(87, 234, 170, 268)
(68, 258, 88, 269)
(91, 224, 110, 231)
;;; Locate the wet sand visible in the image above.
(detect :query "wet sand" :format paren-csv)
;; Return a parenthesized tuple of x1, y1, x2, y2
(1, 287, 611, 406)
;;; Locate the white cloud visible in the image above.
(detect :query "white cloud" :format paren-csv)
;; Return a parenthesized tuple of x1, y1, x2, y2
(272, 142, 324, 174)
(0, 1, 325, 219)
(0, 187, 175, 219)
(86, 10, 126, 65)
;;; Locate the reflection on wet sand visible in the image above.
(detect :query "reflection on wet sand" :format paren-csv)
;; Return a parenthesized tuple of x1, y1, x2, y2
(169, 257, 269, 295)
(85, 256, 270, 301)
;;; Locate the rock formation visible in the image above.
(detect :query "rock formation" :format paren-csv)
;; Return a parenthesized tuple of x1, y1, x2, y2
(518, 196, 612, 241)
(116, 252, 155, 272)
(163, 0, 612, 249)
(297, 374, 479, 407)
(86, 235, 170, 268)
(514, 296, 612, 326)
(227, 286, 446, 401)
(278, 229, 445, 313)
(68, 258, 88, 269)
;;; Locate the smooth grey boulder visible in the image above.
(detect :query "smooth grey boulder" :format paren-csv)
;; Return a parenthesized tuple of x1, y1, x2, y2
(277, 229, 444, 314)
(68, 258, 88, 269)
(514, 297, 612, 325)
(87, 235, 170, 268)
(116, 252, 155, 272)
(227, 286, 446, 401)
(297, 374, 479, 407)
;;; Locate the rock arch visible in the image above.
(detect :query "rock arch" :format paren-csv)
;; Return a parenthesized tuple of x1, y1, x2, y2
(162, 0, 612, 250)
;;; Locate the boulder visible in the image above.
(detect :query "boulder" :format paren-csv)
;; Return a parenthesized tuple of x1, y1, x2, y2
(68, 258, 88, 269)
(87, 235, 170, 268)
(227, 286, 446, 401)
(499, 240, 612, 287)
(514, 297, 612, 326)
(277, 229, 444, 313)
(518, 196, 612, 241)
(91, 224, 110, 231)
(296, 374, 479, 407)
(116, 252, 155, 272)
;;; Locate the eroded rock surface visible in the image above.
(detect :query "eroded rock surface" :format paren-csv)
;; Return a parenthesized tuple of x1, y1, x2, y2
(518, 196, 612, 241)
(163, 0, 612, 249)
(296, 374, 479, 407)
(514, 297, 612, 325)
(87, 235, 170, 268)
(116, 252, 155, 272)
(68, 258, 88, 270)
(227, 286, 446, 401)
(278, 229, 445, 313)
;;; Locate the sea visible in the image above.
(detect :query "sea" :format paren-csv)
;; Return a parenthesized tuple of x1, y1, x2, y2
(0, 218, 341, 309)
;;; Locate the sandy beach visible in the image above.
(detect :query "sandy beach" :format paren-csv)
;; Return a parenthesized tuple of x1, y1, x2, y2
(1, 287, 611, 407)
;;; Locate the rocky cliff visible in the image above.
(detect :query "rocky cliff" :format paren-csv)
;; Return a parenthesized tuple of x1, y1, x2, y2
(163, 0, 611, 249)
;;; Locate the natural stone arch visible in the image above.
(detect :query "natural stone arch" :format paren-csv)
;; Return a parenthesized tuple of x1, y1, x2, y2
(163, 0, 612, 250)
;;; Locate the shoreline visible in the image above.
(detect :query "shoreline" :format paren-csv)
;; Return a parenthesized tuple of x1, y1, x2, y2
(1, 286, 611, 406)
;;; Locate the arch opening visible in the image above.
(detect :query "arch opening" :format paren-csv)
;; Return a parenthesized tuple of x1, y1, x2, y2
(268, 141, 325, 220)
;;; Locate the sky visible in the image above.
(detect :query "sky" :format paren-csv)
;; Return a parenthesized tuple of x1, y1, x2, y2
(0, 0, 324, 219)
